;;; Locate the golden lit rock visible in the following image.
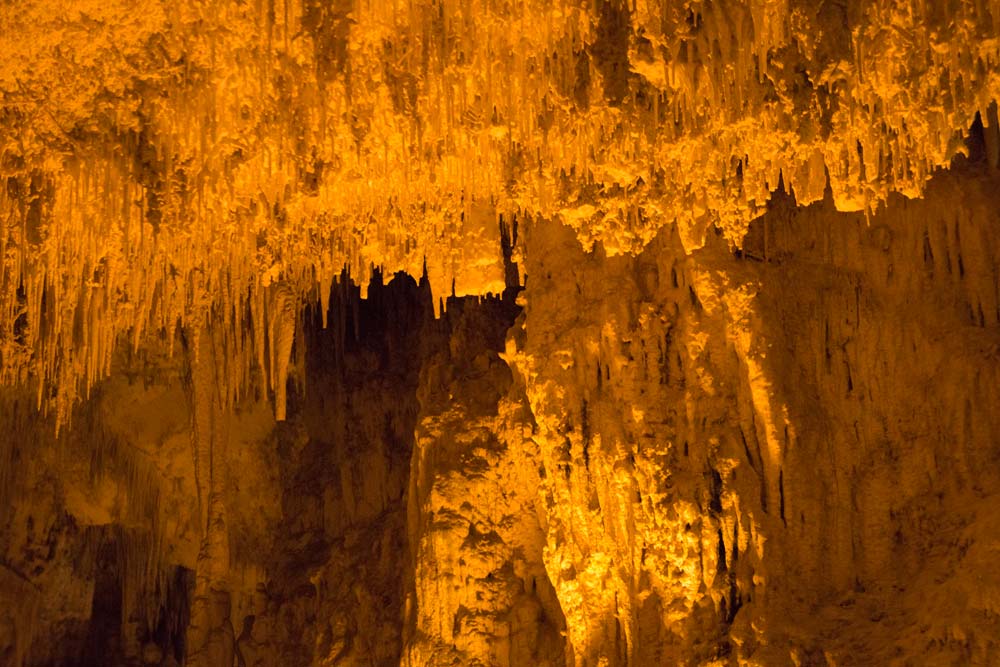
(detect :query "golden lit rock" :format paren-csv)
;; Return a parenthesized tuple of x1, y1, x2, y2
(1, 1, 1000, 666)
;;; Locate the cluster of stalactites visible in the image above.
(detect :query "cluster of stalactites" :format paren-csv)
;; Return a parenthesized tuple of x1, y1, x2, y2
(1, 0, 999, 419)
(0, 158, 323, 427)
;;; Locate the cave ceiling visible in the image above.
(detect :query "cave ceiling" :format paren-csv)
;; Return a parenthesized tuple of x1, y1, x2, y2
(1, 0, 998, 417)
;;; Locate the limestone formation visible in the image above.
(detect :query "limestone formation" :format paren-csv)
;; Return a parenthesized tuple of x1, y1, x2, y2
(2, 1, 1000, 667)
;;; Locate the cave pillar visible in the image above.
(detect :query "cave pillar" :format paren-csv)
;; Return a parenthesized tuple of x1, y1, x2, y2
(183, 324, 236, 667)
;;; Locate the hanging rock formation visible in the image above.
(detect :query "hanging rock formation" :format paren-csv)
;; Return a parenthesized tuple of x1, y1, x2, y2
(2, 0, 1000, 423)
(2, 1, 1000, 666)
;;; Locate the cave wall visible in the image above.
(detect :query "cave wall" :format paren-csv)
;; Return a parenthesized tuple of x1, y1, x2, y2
(505, 154, 1000, 665)
(2, 153, 999, 666)
(4, 0, 1000, 664)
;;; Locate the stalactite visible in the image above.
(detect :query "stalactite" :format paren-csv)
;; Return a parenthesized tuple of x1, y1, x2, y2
(2, 4, 1000, 667)
(0, 0, 997, 424)
(266, 283, 296, 422)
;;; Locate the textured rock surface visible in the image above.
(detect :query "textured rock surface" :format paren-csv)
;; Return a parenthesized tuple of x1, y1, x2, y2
(3, 152, 1000, 665)
(2, 2, 1000, 666)
(3, 0, 1000, 421)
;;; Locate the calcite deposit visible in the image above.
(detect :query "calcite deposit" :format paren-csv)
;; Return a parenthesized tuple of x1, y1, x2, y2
(2, 1, 1000, 666)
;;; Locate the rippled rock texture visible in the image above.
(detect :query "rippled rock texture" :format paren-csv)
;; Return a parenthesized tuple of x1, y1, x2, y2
(3, 1, 1000, 666)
